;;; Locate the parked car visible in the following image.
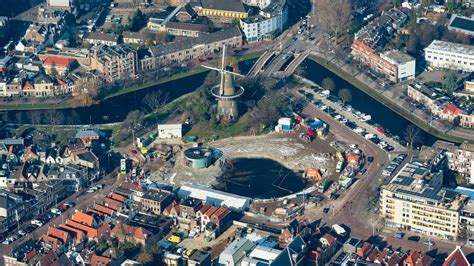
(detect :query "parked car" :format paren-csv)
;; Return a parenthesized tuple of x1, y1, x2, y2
(408, 236, 420, 242)
(18, 230, 26, 236)
(395, 232, 404, 239)
(51, 208, 62, 215)
(423, 240, 435, 246)
(31, 220, 43, 227)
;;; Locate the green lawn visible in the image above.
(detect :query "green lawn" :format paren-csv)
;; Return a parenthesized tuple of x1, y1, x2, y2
(307, 55, 472, 144)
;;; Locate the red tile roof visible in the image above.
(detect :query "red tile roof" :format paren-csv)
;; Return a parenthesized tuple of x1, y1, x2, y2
(58, 224, 84, 241)
(111, 223, 151, 241)
(66, 220, 97, 239)
(102, 197, 123, 212)
(357, 242, 372, 258)
(90, 254, 112, 266)
(41, 234, 62, 250)
(71, 211, 95, 227)
(203, 206, 219, 217)
(38, 250, 60, 266)
(211, 207, 230, 221)
(443, 246, 470, 266)
(110, 193, 127, 203)
(47, 227, 69, 243)
(164, 201, 180, 215)
(43, 56, 75, 68)
(120, 182, 144, 192)
(404, 251, 433, 266)
(443, 104, 463, 116)
(94, 204, 115, 216)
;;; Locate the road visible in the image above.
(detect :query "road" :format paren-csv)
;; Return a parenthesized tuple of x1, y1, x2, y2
(0, 172, 124, 263)
(290, 91, 474, 255)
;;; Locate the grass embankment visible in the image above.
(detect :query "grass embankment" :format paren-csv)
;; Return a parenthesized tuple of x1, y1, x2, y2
(0, 51, 264, 111)
(307, 54, 471, 144)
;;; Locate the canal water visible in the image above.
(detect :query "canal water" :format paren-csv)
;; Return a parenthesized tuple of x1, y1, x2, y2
(1, 58, 258, 125)
(213, 158, 308, 199)
(300, 59, 438, 146)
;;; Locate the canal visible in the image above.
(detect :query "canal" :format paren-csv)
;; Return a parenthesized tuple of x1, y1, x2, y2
(300, 59, 438, 146)
(2, 58, 258, 125)
(213, 158, 308, 199)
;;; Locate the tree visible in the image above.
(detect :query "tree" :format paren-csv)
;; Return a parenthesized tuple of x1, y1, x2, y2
(142, 90, 169, 112)
(404, 125, 423, 149)
(453, 116, 461, 127)
(50, 61, 58, 77)
(128, 9, 147, 31)
(122, 110, 145, 130)
(443, 71, 458, 94)
(392, 0, 401, 7)
(316, 0, 352, 47)
(136, 252, 154, 265)
(321, 77, 335, 91)
(338, 88, 352, 104)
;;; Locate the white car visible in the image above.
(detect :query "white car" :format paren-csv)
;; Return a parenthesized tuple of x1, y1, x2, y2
(51, 208, 62, 215)
(31, 220, 43, 227)
(87, 188, 95, 193)
(2, 239, 10, 245)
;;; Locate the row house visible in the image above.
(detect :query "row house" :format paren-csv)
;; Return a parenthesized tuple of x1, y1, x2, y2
(139, 27, 242, 71)
(84, 32, 120, 46)
(21, 180, 68, 217)
(65, 211, 111, 242)
(407, 83, 474, 128)
(0, 190, 25, 235)
(90, 44, 137, 82)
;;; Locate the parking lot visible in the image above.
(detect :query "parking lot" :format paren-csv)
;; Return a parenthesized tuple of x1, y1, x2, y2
(296, 87, 407, 152)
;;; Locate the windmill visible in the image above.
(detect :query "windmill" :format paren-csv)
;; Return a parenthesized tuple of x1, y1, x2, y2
(202, 45, 245, 122)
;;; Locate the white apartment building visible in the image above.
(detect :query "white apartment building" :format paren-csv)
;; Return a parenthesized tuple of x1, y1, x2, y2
(240, 0, 288, 42)
(380, 161, 469, 241)
(380, 50, 416, 82)
(424, 40, 474, 72)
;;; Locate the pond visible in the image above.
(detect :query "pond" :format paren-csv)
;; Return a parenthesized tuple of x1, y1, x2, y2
(213, 158, 309, 199)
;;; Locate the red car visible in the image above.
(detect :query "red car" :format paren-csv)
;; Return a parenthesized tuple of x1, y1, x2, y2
(58, 204, 69, 211)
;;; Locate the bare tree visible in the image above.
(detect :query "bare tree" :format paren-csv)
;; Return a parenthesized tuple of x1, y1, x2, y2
(316, 0, 352, 47)
(321, 77, 335, 91)
(404, 125, 423, 149)
(30, 111, 42, 125)
(71, 75, 100, 107)
(142, 90, 169, 112)
(338, 88, 352, 104)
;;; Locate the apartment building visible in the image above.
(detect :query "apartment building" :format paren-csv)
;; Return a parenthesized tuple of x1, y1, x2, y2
(193, 0, 249, 23)
(90, 44, 137, 82)
(424, 40, 474, 72)
(139, 27, 242, 71)
(434, 141, 474, 184)
(240, 0, 288, 42)
(380, 161, 468, 241)
(351, 42, 415, 83)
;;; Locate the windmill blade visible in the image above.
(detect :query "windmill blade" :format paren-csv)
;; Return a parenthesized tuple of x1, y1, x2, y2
(224, 70, 245, 77)
(201, 65, 221, 72)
